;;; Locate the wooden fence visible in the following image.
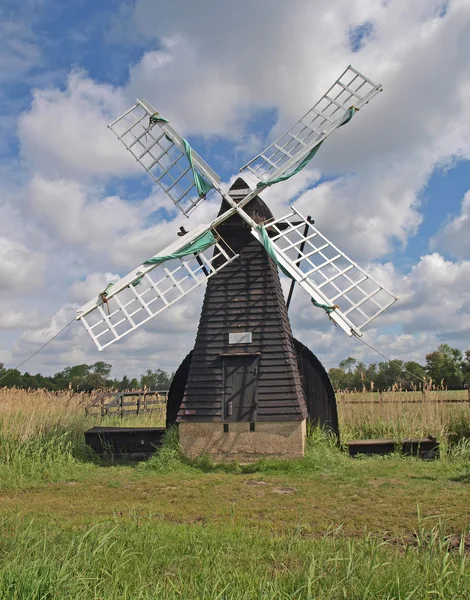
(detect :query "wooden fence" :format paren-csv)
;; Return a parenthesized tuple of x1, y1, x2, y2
(86, 389, 470, 418)
(336, 389, 470, 405)
(86, 390, 168, 417)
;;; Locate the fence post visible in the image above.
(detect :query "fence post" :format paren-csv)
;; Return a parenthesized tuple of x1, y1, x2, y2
(120, 394, 123, 418)
(137, 393, 141, 415)
(100, 396, 105, 417)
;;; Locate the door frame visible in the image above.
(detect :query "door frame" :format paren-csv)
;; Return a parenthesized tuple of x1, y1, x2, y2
(220, 352, 260, 422)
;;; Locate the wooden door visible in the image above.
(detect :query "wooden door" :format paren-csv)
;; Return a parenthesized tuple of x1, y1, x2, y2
(223, 355, 259, 422)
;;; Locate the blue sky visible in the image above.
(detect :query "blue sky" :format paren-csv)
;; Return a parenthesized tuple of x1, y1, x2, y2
(0, 0, 469, 378)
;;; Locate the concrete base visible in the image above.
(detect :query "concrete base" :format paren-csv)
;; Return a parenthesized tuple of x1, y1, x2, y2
(179, 420, 306, 462)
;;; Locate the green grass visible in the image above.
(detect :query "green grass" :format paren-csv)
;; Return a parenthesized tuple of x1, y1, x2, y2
(0, 515, 468, 599)
(0, 412, 165, 490)
(1, 391, 470, 598)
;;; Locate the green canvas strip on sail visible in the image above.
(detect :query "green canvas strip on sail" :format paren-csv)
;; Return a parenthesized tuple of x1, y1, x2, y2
(143, 229, 216, 266)
(182, 139, 213, 197)
(259, 107, 356, 188)
(241, 65, 383, 188)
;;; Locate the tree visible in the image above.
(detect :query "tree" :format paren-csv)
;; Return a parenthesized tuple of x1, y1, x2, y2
(328, 367, 348, 390)
(52, 362, 113, 392)
(92, 361, 112, 379)
(404, 361, 426, 384)
(0, 368, 23, 387)
(140, 369, 173, 390)
(425, 344, 464, 387)
(348, 361, 367, 389)
(373, 360, 406, 390)
(119, 375, 131, 391)
(461, 350, 470, 384)
(339, 357, 356, 373)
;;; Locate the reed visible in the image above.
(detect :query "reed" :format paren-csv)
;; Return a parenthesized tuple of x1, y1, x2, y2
(0, 385, 468, 476)
(336, 388, 470, 443)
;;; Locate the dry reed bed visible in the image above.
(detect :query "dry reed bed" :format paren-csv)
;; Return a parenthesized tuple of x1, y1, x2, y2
(1, 386, 469, 444)
(336, 390, 470, 442)
(336, 389, 469, 403)
(0, 387, 164, 443)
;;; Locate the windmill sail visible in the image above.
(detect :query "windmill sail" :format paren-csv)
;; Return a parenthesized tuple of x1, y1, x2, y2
(76, 225, 237, 351)
(108, 99, 221, 217)
(78, 65, 395, 352)
(240, 65, 382, 186)
(252, 207, 398, 337)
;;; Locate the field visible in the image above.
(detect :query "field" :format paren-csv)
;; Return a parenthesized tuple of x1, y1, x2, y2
(0, 387, 469, 599)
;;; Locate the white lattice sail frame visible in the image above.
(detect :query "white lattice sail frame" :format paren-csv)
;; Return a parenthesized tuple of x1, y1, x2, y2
(252, 207, 398, 336)
(76, 225, 238, 351)
(76, 65, 396, 351)
(240, 65, 382, 185)
(108, 99, 222, 217)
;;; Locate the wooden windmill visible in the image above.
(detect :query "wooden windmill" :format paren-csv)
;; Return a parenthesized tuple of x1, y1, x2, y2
(76, 66, 398, 460)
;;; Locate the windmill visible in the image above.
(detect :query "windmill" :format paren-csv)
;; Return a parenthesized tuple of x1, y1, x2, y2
(77, 65, 398, 460)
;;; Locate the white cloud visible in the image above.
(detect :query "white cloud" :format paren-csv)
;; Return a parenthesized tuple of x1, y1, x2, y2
(399, 253, 470, 337)
(0, 236, 45, 292)
(27, 176, 186, 269)
(1, 0, 470, 379)
(29, 176, 140, 247)
(0, 303, 35, 330)
(18, 70, 138, 180)
(430, 190, 470, 259)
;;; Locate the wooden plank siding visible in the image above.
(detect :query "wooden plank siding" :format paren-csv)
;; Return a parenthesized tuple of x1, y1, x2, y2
(178, 178, 307, 423)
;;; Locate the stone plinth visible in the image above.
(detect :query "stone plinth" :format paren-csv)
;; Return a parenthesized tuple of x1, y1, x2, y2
(179, 420, 306, 462)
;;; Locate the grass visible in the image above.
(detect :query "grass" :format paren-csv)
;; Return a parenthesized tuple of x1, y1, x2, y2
(0, 516, 469, 599)
(0, 387, 469, 597)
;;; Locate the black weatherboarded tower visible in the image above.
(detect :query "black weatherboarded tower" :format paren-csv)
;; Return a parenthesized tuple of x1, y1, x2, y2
(169, 179, 338, 461)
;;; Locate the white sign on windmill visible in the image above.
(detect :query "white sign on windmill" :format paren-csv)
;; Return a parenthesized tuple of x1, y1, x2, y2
(76, 65, 398, 351)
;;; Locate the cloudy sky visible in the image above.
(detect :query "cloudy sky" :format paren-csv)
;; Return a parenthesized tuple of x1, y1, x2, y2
(1, 0, 469, 379)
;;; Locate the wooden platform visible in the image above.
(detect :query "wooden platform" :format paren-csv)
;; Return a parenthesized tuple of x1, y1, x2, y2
(85, 426, 166, 460)
(347, 437, 439, 459)
(85, 427, 440, 461)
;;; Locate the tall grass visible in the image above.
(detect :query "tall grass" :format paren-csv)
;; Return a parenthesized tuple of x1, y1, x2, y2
(0, 387, 164, 488)
(0, 515, 468, 599)
(0, 386, 469, 488)
(337, 389, 470, 442)
(338, 399, 470, 442)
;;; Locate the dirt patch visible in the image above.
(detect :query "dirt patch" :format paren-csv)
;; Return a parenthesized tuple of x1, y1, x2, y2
(272, 487, 297, 495)
(245, 480, 268, 486)
(383, 532, 470, 555)
(448, 533, 470, 554)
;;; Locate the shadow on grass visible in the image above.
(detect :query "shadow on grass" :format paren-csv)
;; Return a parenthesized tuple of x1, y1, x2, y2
(450, 472, 470, 483)
(136, 426, 349, 476)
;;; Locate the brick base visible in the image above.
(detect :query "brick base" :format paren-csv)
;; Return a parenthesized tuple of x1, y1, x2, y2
(178, 420, 306, 461)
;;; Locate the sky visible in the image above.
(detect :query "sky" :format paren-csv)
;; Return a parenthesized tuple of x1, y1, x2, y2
(0, 0, 469, 379)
